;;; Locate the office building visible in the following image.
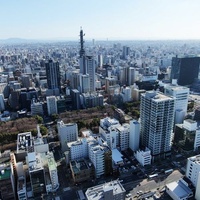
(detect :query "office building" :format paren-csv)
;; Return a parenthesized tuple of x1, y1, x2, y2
(129, 120, 140, 152)
(31, 100, 44, 116)
(140, 91, 175, 159)
(186, 155, 200, 187)
(170, 56, 200, 86)
(80, 74, 90, 93)
(47, 96, 57, 115)
(86, 56, 96, 92)
(81, 92, 103, 109)
(85, 179, 126, 200)
(174, 119, 200, 151)
(70, 159, 94, 183)
(70, 89, 80, 110)
(45, 59, 60, 90)
(165, 84, 189, 123)
(57, 120, 78, 152)
(122, 46, 130, 60)
(28, 152, 46, 198)
(21, 74, 32, 88)
(120, 86, 132, 102)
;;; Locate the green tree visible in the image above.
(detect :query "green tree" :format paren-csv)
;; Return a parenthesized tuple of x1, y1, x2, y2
(51, 114, 59, 121)
(34, 115, 43, 124)
(40, 125, 48, 136)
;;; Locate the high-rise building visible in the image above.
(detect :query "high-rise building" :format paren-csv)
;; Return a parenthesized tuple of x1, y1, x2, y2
(165, 84, 189, 123)
(70, 89, 80, 110)
(57, 120, 78, 152)
(85, 56, 96, 92)
(129, 120, 140, 152)
(0, 93, 5, 111)
(45, 59, 60, 90)
(170, 56, 200, 86)
(47, 152, 59, 191)
(140, 91, 175, 159)
(31, 100, 44, 116)
(46, 96, 57, 115)
(122, 46, 130, 59)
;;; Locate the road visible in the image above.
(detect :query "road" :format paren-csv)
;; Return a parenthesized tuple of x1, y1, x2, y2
(124, 170, 183, 199)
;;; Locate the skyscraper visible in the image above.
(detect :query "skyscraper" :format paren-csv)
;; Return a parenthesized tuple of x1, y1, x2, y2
(45, 59, 60, 90)
(85, 55, 95, 92)
(140, 91, 175, 159)
(170, 56, 200, 86)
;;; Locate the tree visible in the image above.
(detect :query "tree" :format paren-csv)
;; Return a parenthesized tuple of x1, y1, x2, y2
(51, 114, 59, 121)
(40, 125, 48, 136)
(34, 115, 43, 124)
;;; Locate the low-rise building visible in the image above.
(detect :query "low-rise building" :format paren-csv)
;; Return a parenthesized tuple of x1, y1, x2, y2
(85, 179, 126, 200)
(134, 148, 152, 166)
(70, 159, 94, 183)
(166, 179, 193, 200)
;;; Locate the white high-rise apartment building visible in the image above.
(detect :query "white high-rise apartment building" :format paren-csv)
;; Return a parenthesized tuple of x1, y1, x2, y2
(57, 120, 78, 152)
(88, 141, 105, 178)
(67, 138, 88, 160)
(129, 120, 140, 152)
(140, 91, 175, 158)
(99, 117, 120, 149)
(165, 84, 189, 123)
(186, 155, 200, 187)
(116, 123, 130, 151)
(47, 152, 59, 191)
(47, 96, 57, 116)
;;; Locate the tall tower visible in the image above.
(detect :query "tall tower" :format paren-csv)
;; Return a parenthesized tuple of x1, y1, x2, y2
(79, 27, 85, 57)
(79, 28, 86, 74)
(140, 91, 175, 159)
(45, 59, 60, 90)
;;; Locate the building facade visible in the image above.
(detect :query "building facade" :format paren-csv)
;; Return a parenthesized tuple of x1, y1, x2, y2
(140, 91, 175, 159)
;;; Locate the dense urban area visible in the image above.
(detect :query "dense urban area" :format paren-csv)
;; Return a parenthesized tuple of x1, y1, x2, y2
(0, 31, 200, 200)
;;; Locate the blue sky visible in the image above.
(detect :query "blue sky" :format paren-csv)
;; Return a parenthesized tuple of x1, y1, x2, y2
(0, 0, 200, 40)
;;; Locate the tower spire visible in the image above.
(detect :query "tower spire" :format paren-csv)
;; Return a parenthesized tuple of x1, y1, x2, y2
(79, 27, 85, 57)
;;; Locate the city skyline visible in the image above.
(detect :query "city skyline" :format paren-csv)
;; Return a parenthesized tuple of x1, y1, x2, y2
(1, 0, 200, 40)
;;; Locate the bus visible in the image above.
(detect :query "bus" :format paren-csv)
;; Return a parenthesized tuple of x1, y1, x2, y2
(148, 173, 158, 179)
(164, 169, 173, 174)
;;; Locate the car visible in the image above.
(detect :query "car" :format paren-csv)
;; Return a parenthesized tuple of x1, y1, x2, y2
(126, 193, 131, 198)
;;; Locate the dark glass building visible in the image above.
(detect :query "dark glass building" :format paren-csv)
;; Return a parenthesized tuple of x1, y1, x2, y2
(45, 59, 60, 90)
(171, 56, 200, 86)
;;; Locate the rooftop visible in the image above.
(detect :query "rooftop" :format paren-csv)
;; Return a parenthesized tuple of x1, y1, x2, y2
(85, 180, 126, 200)
(70, 159, 92, 174)
(17, 132, 33, 153)
(166, 179, 192, 199)
(0, 168, 11, 180)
